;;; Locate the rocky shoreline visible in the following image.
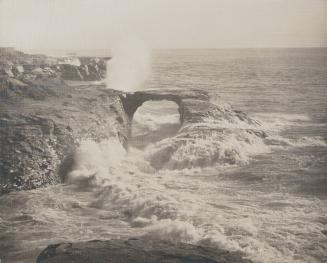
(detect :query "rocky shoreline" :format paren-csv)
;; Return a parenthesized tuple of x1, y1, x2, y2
(0, 47, 267, 194)
(0, 48, 264, 263)
(0, 47, 128, 194)
(0, 83, 129, 194)
(0, 47, 109, 82)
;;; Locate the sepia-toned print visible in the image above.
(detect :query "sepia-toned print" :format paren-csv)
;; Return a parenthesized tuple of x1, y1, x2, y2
(0, 1, 326, 262)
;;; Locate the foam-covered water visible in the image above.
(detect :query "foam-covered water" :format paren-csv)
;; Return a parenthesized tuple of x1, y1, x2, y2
(1, 48, 327, 263)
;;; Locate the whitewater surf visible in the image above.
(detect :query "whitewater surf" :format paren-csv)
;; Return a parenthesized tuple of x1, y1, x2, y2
(0, 48, 326, 263)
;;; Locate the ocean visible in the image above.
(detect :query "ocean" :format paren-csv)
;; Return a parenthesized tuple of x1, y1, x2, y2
(1, 48, 327, 263)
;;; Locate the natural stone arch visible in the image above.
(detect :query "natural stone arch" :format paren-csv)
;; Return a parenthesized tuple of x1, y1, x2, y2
(119, 91, 184, 123)
(118, 89, 211, 140)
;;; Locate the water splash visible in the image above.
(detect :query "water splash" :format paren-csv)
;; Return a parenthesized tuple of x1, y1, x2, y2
(67, 138, 126, 186)
(105, 37, 151, 92)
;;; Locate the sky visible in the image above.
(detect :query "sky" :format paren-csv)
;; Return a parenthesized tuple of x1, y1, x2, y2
(0, 0, 326, 49)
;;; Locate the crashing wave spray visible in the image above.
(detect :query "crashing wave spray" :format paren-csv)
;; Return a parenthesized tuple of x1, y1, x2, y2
(67, 138, 126, 186)
(105, 37, 151, 92)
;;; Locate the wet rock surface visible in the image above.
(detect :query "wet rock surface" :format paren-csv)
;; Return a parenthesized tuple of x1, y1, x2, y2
(0, 83, 129, 194)
(36, 238, 252, 263)
(0, 48, 121, 194)
(0, 48, 125, 194)
(0, 47, 108, 82)
(0, 80, 266, 192)
(121, 89, 267, 169)
(120, 88, 209, 122)
(0, 47, 267, 192)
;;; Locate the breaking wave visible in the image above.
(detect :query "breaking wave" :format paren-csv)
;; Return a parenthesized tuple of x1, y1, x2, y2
(133, 112, 180, 133)
(63, 103, 326, 263)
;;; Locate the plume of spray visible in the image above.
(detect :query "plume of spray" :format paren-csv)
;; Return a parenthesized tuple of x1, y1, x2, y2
(105, 37, 151, 93)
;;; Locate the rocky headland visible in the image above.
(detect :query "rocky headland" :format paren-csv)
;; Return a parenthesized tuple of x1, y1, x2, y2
(0, 47, 108, 82)
(0, 47, 265, 263)
(0, 47, 267, 193)
(0, 47, 128, 194)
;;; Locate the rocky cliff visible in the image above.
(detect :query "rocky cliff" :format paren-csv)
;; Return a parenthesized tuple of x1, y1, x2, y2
(0, 47, 268, 193)
(0, 48, 266, 263)
(0, 80, 129, 194)
(0, 47, 109, 82)
(0, 48, 124, 194)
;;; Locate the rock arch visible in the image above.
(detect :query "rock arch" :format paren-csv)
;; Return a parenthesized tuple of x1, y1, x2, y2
(119, 91, 182, 122)
(118, 89, 210, 127)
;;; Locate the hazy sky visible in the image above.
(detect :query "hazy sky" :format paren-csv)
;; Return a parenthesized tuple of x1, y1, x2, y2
(0, 0, 326, 49)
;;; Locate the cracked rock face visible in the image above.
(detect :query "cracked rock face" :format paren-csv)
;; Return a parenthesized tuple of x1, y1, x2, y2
(36, 238, 252, 263)
(0, 47, 126, 195)
(0, 47, 108, 82)
(0, 82, 129, 194)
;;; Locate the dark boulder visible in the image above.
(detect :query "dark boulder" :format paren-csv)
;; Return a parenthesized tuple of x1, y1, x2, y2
(36, 238, 252, 263)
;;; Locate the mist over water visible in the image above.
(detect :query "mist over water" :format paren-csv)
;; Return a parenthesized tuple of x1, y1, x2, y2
(105, 37, 151, 92)
(1, 49, 327, 263)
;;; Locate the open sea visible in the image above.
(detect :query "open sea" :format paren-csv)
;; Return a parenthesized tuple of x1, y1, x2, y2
(1, 48, 327, 263)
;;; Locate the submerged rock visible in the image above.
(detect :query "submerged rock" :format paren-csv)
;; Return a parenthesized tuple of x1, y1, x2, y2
(36, 238, 252, 263)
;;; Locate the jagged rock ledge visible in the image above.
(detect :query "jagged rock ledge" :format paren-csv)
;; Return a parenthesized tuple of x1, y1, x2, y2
(0, 84, 267, 193)
(0, 82, 129, 194)
(0, 47, 109, 82)
(36, 238, 252, 263)
(0, 47, 267, 193)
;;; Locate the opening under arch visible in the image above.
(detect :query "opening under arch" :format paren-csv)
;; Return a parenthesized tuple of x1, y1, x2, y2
(130, 100, 181, 148)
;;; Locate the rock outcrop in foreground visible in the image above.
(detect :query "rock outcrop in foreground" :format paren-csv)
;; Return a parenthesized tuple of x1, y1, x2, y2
(37, 238, 252, 263)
